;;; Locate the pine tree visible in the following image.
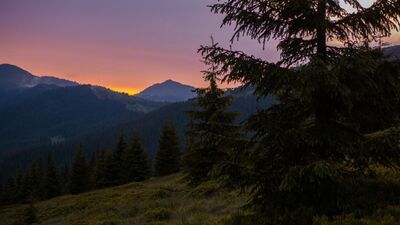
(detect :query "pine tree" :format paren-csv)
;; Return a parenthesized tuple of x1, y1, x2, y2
(44, 154, 60, 199)
(122, 132, 150, 183)
(200, 1, 400, 224)
(2, 177, 17, 204)
(113, 130, 128, 184)
(69, 146, 89, 194)
(185, 52, 240, 185)
(94, 150, 109, 188)
(155, 122, 181, 176)
(59, 164, 69, 195)
(27, 161, 42, 200)
(22, 204, 38, 225)
(88, 151, 97, 189)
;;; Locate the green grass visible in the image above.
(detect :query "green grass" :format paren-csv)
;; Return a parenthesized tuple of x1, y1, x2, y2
(0, 174, 246, 225)
(2, 172, 400, 225)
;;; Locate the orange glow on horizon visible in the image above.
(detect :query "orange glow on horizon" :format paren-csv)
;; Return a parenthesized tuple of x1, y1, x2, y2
(109, 87, 141, 95)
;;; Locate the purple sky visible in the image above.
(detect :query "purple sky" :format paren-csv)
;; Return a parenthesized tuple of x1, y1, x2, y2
(0, 0, 398, 93)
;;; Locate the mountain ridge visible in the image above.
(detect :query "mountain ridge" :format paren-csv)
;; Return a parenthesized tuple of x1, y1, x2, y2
(136, 79, 196, 102)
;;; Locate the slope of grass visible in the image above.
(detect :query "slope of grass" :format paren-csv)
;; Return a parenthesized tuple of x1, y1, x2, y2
(0, 174, 246, 225)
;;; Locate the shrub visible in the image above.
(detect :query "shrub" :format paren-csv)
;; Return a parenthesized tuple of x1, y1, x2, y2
(144, 207, 172, 221)
(214, 211, 259, 225)
(190, 181, 221, 198)
(149, 188, 171, 200)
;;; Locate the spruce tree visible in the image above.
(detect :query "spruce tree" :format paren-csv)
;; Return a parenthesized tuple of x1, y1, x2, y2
(22, 204, 38, 225)
(94, 150, 109, 188)
(44, 154, 60, 199)
(59, 164, 69, 195)
(200, 0, 400, 224)
(2, 177, 17, 204)
(122, 132, 150, 182)
(69, 146, 89, 195)
(112, 130, 128, 185)
(27, 161, 42, 200)
(185, 54, 239, 185)
(155, 122, 181, 176)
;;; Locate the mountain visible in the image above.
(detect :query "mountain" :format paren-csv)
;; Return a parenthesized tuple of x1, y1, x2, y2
(384, 45, 400, 60)
(0, 64, 78, 89)
(0, 64, 165, 158)
(136, 79, 196, 102)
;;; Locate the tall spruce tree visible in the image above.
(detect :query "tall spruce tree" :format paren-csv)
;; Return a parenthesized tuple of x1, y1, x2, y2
(155, 122, 181, 176)
(185, 53, 239, 185)
(23, 161, 42, 201)
(44, 154, 60, 199)
(122, 133, 150, 182)
(200, 0, 400, 224)
(112, 130, 128, 184)
(94, 150, 109, 188)
(69, 147, 89, 194)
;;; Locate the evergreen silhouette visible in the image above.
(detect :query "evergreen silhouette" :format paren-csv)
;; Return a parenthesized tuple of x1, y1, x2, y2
(122, 132, 150, 182)
(185, 52, 239, 185)
(69, 146, 89, 194)
(94, 150, 110, 188)
(22, 204, 38, 225)
(112, 130, 128, 184)
(25, 161, 42, 201)
(59, 164, 69, 195)
(200, 0, 400, 224)
(155, 122, 181, 176)
(44, 154, 60, 199)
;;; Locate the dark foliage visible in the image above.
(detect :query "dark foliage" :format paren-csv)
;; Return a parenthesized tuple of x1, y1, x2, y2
(155, 123, 181, 176)
(69, 147, 89, 195)
(122, 132, 150, 182)
(184, 53, 240, 185)
(200, 0, 400, 224)
(22, 204, 39, 225)
(44, 154, 61, 199)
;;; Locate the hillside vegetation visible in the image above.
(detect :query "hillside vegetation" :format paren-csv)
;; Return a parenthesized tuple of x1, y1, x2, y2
(0, 174, 246, 225)
(1, 171, 400, 225)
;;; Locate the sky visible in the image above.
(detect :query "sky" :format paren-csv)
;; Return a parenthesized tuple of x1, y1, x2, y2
(0, 0, 399, 94)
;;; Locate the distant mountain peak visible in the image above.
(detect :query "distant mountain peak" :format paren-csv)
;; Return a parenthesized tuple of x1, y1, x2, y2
(136, 79, 196, 102)
(0, 63, 31, 73)
(0, 63, 78, 89)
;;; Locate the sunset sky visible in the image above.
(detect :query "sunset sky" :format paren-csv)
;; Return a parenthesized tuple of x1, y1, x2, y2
(1, 0, 399, 94)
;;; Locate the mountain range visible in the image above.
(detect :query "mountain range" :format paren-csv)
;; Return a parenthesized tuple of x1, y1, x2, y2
(2, 44, 398, 181)
(0, 63, 272, 182)
(0, 64, 195, 157)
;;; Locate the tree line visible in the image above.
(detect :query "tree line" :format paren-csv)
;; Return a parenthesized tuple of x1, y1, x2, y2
(0, 125, 181, 205)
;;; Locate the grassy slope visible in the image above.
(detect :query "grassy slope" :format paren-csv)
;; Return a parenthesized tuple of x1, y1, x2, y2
(0, 174, 246, 225)
(2, 171, 400, 225)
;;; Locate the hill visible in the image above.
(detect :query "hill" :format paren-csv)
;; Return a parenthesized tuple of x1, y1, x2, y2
(1, 172, 399, 225)
(0, 64, 77, 90)
(384, 45, 400, 60)
(0, 174, 246, 225)
(0, 64, 164, 157)
(136, 79, 196, 102)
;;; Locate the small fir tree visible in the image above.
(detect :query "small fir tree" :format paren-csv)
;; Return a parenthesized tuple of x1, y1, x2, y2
(22, 204, 38, 225)
(44, 154, 60, 199)
(155, 122, 181, 176)
(69, 146, 89, 194)
(122, 132, 150, 182)
(94, 150, 109, 188)
(185, 52, 240, 185)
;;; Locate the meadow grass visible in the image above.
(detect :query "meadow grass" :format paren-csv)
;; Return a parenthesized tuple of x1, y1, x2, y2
(0, 174, 246, 225)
